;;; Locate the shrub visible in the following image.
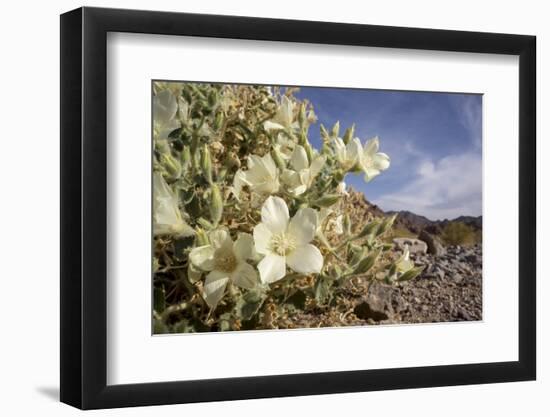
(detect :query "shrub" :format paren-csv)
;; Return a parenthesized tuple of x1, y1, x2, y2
(152, 82, 421, 332)
(441, 222, 476, 246)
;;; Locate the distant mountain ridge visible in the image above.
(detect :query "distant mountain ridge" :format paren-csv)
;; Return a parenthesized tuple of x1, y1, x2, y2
(345, 188, 482, 234)
(386, 210, 482, 233)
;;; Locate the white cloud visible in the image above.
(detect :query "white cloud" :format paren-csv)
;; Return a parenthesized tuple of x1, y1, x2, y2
(373, 153, 482, 221)
(451, 95, 482, 149)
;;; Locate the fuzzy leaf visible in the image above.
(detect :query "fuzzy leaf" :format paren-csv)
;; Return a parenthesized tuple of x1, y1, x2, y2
(235, 289, 266, 321)
(398, 266, 425, 282)
(352, 249, 381, 275)
(314, 275, 333, 305)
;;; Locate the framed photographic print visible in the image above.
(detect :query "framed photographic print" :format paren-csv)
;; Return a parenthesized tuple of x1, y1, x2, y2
(60, 6, 536, 410)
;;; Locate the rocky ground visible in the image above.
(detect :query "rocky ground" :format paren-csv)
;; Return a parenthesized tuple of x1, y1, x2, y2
(277, 243, 482, 329)
(379, 244, 483, 324)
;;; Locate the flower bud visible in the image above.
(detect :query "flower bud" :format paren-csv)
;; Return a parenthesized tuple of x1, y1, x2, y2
(313, 194, 342, 208)
(214, 111, 224, 130)
(320, 124, 330, 142)
(342, 124, 355, 144)
(352, 249, 380, 275)
(160, 153, 182, 179)
(357, 220, 380, 238)
(271, 148, 286, 171)
(331, 121, 340, 138)
(209, 184, 223, 225)
(376, 213, 398, 236)
(343, 214, 352, 236)
(208, 90, 218, 107)
(304, 141, 314, 163)
(298, 103, 307, 127)
(195, 228, 209, 246)
(200, 145, 213, 183)
(181, 145, 191, 170)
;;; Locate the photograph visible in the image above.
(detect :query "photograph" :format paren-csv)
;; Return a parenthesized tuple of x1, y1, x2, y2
(152, 81, 483, 334)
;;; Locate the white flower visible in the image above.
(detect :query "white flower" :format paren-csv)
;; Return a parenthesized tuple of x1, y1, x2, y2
(190, 229, 258, 308)
(263, 96, 299, 132)
(253, 196, 323, 283)
(358, 136, 390, 182)
(233, 153, 280, 198)
(153, 89, 180, 141)
(332, 137, 362, 171)
(281, 145, 326, 196)
(153, 172, 194, 237)
(396, 245, 414, 273)
(273, 133, 295, 160)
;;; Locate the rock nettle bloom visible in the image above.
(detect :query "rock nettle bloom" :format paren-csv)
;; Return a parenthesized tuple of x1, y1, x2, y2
(233, 153, 280, 198)
(153, 89, 180, 141)
(190, 229, 258, 308)
(263, 95, 299, 132)
(332, 137, 362, 171)
(396, 245, 414, 274)
(358, 136, 390, 182)
(254, 196, 323, 283)
(281, 145, 326, 196)
(153, 172, 194, 237)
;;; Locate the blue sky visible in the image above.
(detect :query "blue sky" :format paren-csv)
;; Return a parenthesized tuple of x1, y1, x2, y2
(295, 87, 482, 221)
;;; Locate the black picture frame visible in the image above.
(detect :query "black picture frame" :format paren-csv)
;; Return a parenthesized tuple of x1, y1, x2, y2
(60, 6, 536, 410)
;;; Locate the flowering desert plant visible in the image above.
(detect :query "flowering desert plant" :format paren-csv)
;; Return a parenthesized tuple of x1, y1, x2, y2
(152, 82, 423, 333)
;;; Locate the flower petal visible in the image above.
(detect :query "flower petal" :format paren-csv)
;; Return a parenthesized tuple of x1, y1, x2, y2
(373, 152, 390, 171)
(347, 138, 362, 161)
(209, 229, 231, 250)
(231, 262, 259, 289)
(279, 95, 294, 127)
(257, 253, 287, 284)
(290, 145, 309, 171)
(263, 120, 285, 132)
(233, 233, 255, 260)
(232, 169, 250, 199)
(260, 153, 278, 178)
(253, 223, 273, 255)
(286, 244, 323, 275)
(189, 245, 215, 271)
(363, 167, 381, 182)
(253, 178, 280, 195)
(288, 207, 318, 245)
(203, 270, 230, 309)
(309, 155, 326, 178)
(261, 196, 289, 234)
(363, 136, 379, 156)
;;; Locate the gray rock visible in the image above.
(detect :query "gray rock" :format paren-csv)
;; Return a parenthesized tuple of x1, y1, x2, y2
(393, 238, 428, 255)
(353, 282, 394, 321)
(456, 307, 473, 321)
(418, 230, 446, 256)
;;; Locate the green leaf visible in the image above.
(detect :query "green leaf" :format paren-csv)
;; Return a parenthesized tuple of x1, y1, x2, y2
(357, 220, 380, 238)
(397, 266, 425, 282)
(352, 249, 381, 275)
(376, 214, 398, 237)
(314, 275, 333, 305)
(234, 289, 266, 321)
